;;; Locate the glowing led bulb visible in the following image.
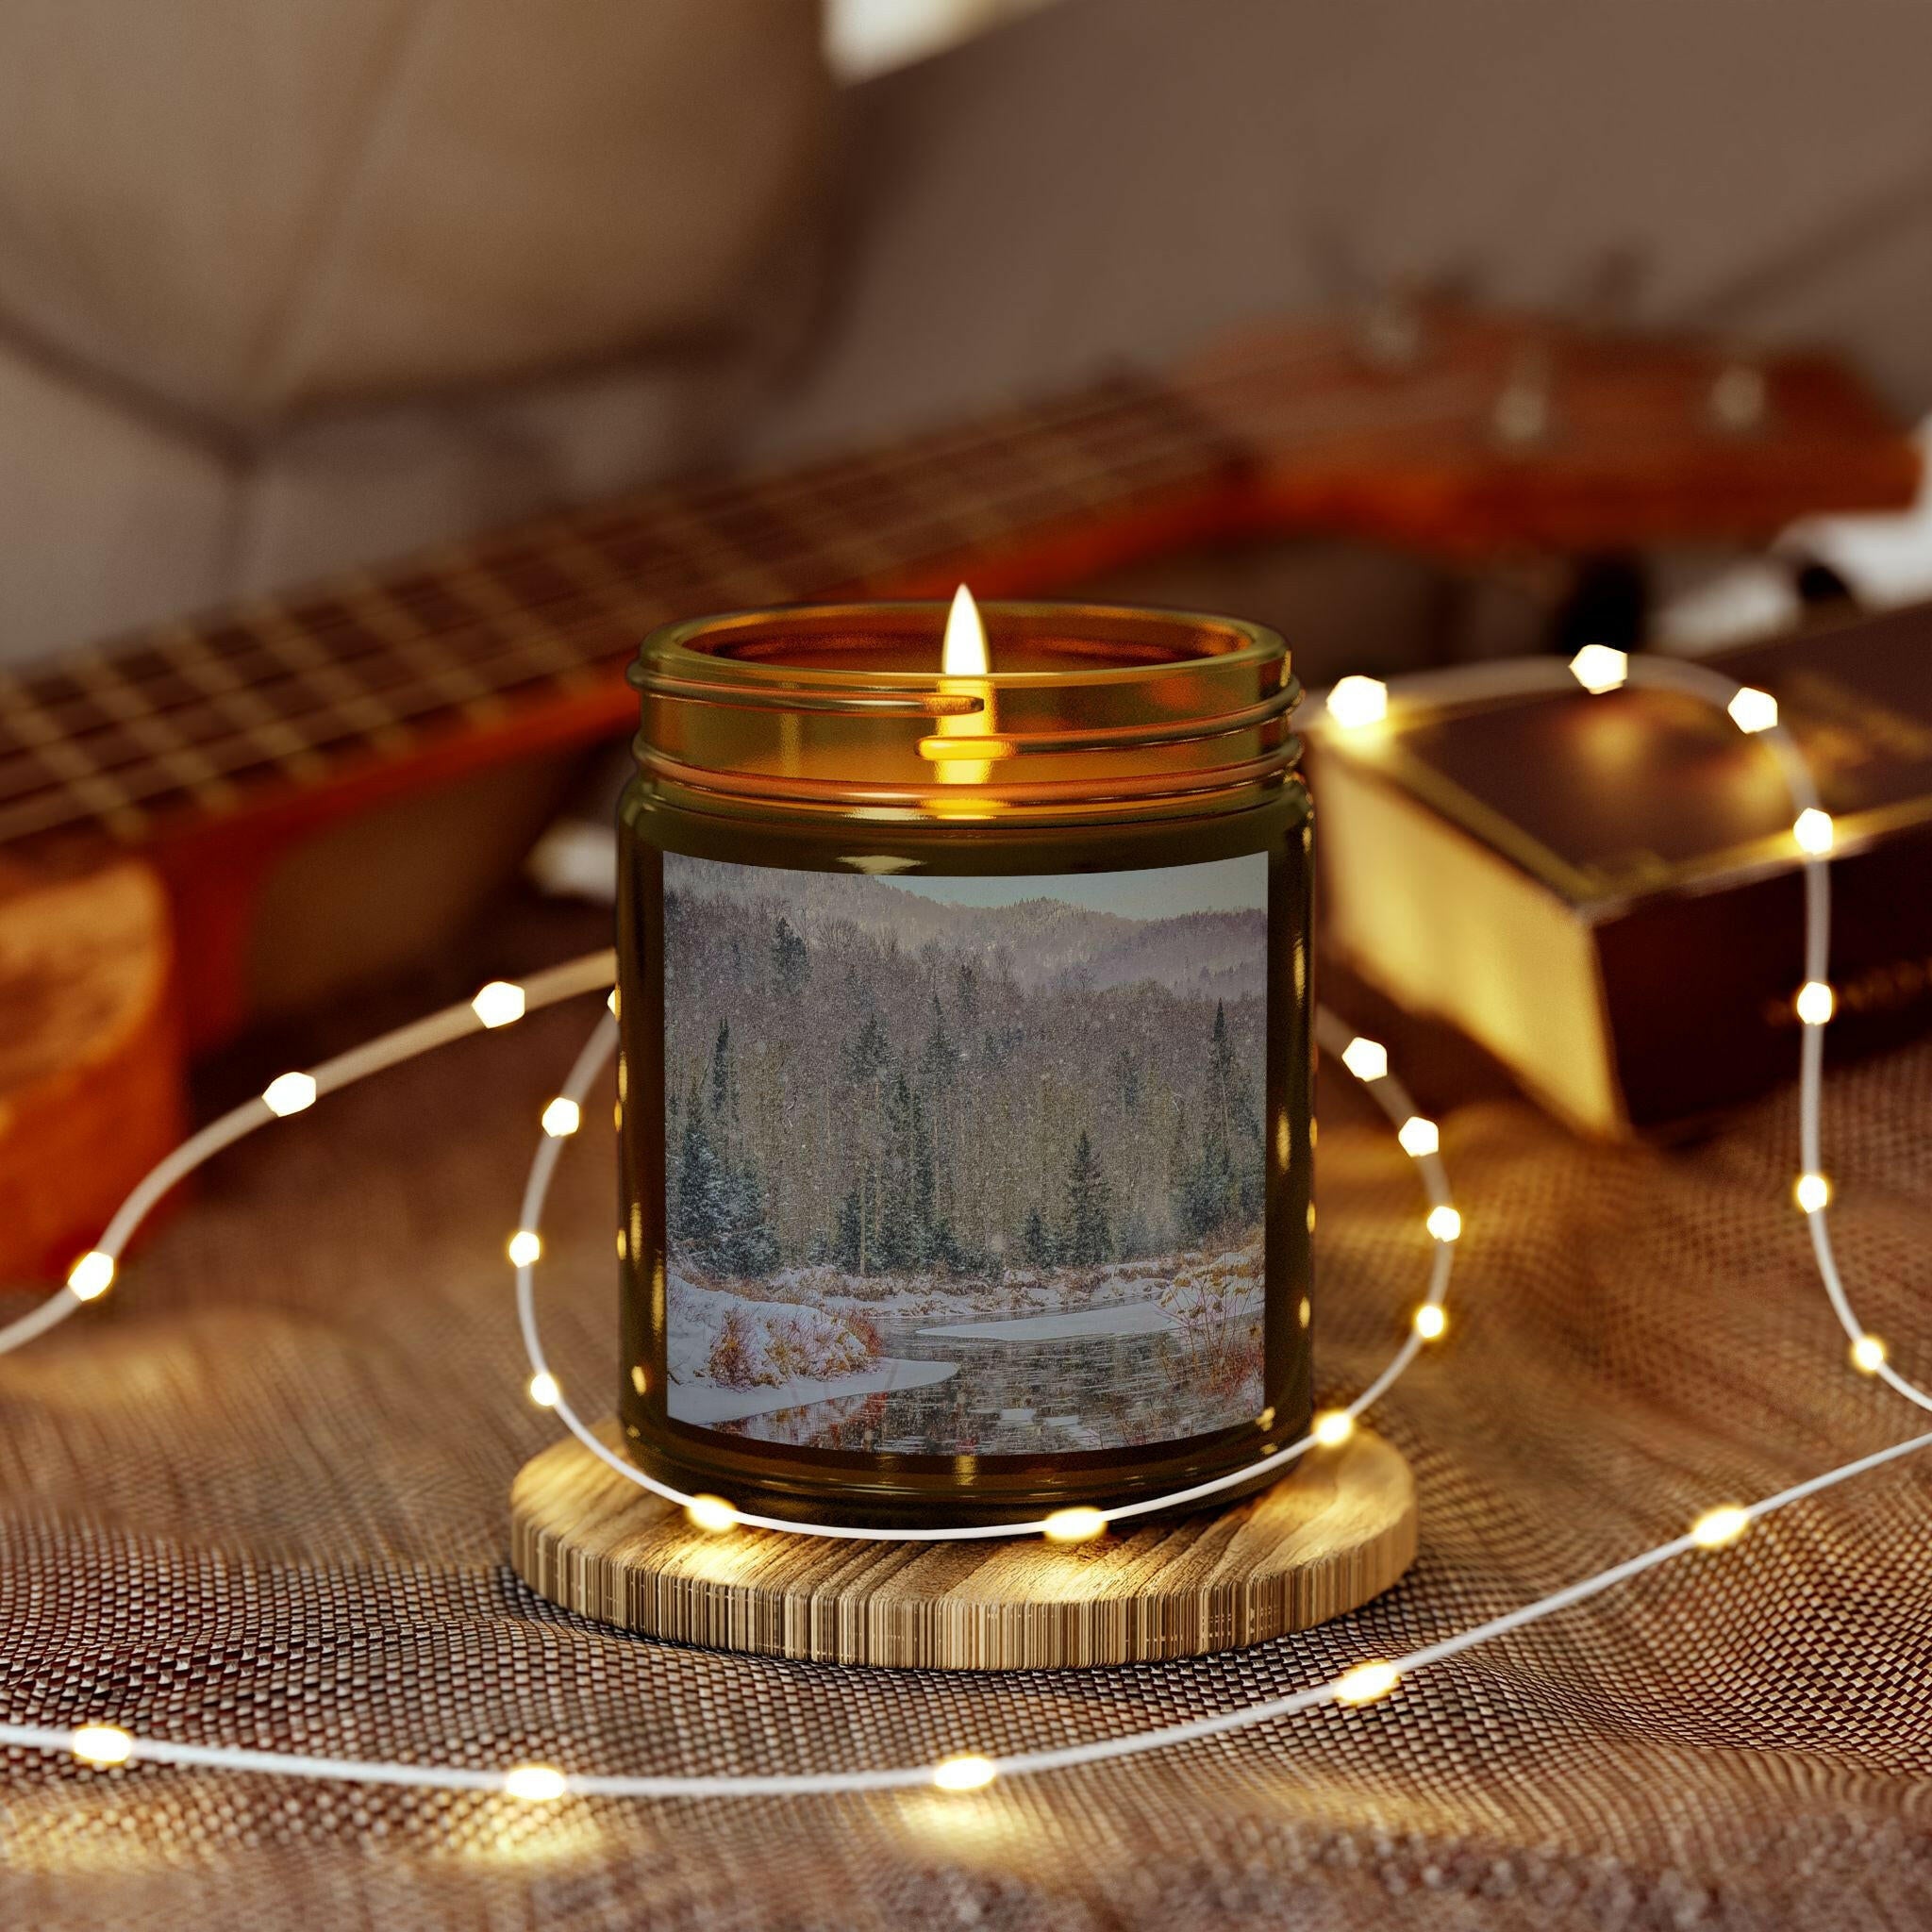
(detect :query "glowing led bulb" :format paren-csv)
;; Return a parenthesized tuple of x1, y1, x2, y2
(503, 1764, 568, 1802)
(1794, 981, 1835, 1026)
(473, 980, 527, 1028)
(527, 1372, 560, 1408)
(933, 1754, 998, 1791)
(1042, 1507, 1106, 1543)
(262, 1072, 318, 1117)
(1568, 644, 1628, 694)
(1312, 1408, 1354, 1447)
(66, 1250, 115, 1302)
(1851, 1334, 1888, 1374)
(1413, 1304, 1448, 1341)
(1793, 1174, 1831, 1215)
(1792, 809, 1834, 857)
(541, 1097, 582, 1138)
(1425, 1205, 1462, 1243)
(686, 1494, 738, 1534)
(1333, 1661, 1401, 1705)
(1727, 686, 1778, 733)
(508, 1229, 543, 1268)
(1690, 1505, 1750, 1549)
(71, 1724, 135, 1766)
(1325, 675, 1388, 729)
(1340, 1037, 1389, 1082)
(1397, 1116, 1439, 1158)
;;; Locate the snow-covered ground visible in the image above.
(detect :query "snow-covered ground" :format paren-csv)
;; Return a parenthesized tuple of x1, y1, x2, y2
(672, 1356, 958, 1425)
(665, 1272, 882, 1391)
(666, 1238, 1265, 1441)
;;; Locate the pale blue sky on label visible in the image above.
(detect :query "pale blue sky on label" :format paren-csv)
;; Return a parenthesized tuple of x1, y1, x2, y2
(873, 853, 1266, 917)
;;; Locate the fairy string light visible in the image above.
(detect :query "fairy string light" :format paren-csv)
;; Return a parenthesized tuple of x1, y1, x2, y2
(0, 647, 1924, 1807)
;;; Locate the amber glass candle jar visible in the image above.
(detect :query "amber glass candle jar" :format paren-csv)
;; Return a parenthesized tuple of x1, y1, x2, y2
(615, 599, 1311, 1527)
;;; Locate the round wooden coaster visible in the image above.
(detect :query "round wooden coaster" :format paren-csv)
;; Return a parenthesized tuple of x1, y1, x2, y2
(509, 1424, 1416, 1671)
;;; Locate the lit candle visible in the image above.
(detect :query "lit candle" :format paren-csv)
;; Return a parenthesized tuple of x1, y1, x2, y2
(619, 599, 1311, 1526)
(931, 583, 997, 791)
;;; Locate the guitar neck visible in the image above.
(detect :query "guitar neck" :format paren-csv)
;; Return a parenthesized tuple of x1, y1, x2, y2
(0, 375, 1242, 860)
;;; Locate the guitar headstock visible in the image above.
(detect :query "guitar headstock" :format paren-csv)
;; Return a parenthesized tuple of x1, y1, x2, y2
(1175, 302, 1921, 556)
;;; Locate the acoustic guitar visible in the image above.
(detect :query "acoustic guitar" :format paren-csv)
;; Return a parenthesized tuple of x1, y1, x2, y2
(0, 304, 1916, 1280)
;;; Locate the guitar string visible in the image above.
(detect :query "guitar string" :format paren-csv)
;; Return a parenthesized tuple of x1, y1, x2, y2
(0, 357, 1524, 834)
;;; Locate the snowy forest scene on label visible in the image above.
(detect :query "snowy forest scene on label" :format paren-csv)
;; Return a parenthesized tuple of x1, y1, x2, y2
(661, 852, 1271, 1456)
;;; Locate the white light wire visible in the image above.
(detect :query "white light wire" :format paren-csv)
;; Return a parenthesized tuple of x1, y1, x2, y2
(0, 654, 1924, 1802)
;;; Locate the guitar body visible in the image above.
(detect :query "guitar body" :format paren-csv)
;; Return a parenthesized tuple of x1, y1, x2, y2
(0, 305, 1917, 1282)
(0, 858, 183, 1278)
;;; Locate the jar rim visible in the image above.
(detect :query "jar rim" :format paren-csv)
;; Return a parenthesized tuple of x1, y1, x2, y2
(629, 600, 1300, 827)
(631, 599, 1286, 697)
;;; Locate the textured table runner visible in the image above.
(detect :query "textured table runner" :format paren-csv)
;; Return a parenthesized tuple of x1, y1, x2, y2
(4, 986, 1929, 1929)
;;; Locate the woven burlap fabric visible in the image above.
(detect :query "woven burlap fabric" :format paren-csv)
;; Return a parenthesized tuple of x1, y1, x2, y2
(3, 987, 1929, 1930)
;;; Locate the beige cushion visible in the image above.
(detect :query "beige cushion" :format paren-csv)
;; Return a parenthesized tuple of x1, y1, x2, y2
(0, 1, 833, 662)
(0, 0, 831, 425)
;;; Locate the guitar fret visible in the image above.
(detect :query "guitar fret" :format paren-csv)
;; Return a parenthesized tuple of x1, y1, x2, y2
(447, 541, 640, 691)
(157, 625, 331, 783)
(0, 672, 148, 840)
(65, 651, 241, 812)
(333, 578, 508, 724)
(1, 372, 1249, 845)
(635, 496, 808, 605)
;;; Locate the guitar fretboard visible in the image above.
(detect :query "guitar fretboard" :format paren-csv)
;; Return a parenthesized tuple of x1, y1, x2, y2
(0, 376, 1241, 851)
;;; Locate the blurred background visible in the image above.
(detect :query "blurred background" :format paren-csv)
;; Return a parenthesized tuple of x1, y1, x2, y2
(4, 0, 1931, 1271)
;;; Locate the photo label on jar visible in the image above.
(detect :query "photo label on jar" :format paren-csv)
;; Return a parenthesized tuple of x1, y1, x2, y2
(659, 851, 1271, 1457)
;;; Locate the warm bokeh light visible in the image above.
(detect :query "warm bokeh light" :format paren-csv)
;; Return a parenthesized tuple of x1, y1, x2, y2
(1851, 1334, 1888, 1374)
(1794, 981, 1835, 1026)
(1312, 1409, 1354, 1447)
(1333, 1661, 1401, 1705)
(541, 1097, 582, 1138)
(1425, 1206, 1462, 1243)
(686, 1494, 738, 1534)
(933, 1754, 998, 1791)
(1568, 644, 1628, 693)
(504, 1764, 569, 1802)
(1042, 1507, 1106, 1543)
(1690, 1506, 1750, 1548)
(528, 1372, 560, 1407)
(263, 1072, 318, 1117)
(1397, 1116, 1439, 1158)
(508, 1229, 543, 1268)
(1340, 1037, 1389, 1082)
(1792, 809, 1835, 857)
(474, 980, 527, 1028)
(71, 1724, 135, 1766)
(1794, 1174, 1831, 1215)
(66, 1251, 115, 1302)
(1727, 687, 1779, 733)
(1325, 675, 1388, 729)
(1413, 1304, 1447, 1341)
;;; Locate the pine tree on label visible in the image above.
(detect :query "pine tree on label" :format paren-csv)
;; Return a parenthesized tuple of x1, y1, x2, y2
(1060, 1130, 1114, 1268)
(1171, 1000, 1264, 1246)
(670, 1031, 781, 1281)
(770, 916, 809, 996)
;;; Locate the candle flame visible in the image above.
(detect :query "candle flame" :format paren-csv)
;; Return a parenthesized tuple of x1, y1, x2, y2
(924, 584, 1003, 800)
(942, 583, 989, 676)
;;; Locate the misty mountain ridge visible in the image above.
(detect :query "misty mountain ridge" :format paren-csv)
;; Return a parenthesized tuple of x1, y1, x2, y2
(668, 861, 1267, 1000)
